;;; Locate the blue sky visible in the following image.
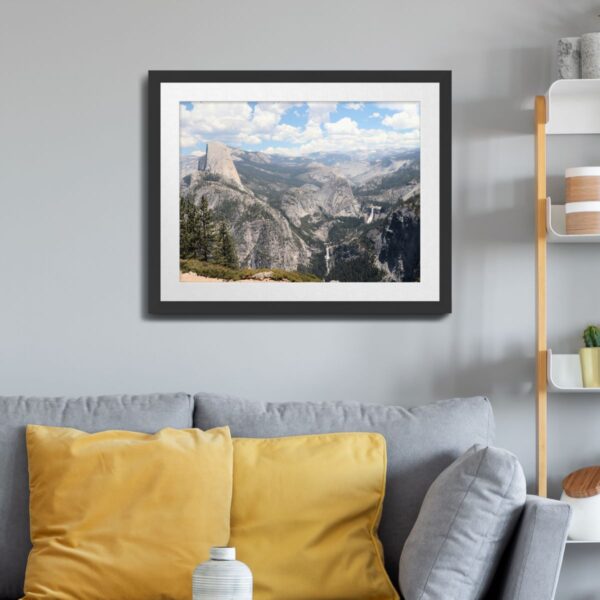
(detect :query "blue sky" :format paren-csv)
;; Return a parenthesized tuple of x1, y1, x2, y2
(180, 101, 420, 157)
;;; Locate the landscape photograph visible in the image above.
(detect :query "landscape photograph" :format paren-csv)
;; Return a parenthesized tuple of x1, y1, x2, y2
(179, 100, 421, 283)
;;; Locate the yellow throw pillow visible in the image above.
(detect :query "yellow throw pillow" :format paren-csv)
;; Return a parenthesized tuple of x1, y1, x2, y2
(23, 425, 233, 600)
(230, 433, 399, 600)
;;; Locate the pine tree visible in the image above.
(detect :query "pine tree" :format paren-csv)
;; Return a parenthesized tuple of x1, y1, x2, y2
(179, 196, 200, 259)
(215, 221, 238, 269)
(197, 196, 216, 262)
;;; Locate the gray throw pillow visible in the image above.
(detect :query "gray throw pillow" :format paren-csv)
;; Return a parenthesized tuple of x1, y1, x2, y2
(399, 445, 526, 600)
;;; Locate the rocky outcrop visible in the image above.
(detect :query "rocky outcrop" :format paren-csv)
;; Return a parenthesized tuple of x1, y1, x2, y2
(373, 196, 420, 282)
(184, 172, 311, 271)
(280, 165, 361, 227)
(203, 141, 244, 189)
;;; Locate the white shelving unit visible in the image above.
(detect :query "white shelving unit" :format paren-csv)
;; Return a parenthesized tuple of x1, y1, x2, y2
(535, 79, 600, 499)
(546, 198, 600, 243)
(545, 79, 600, 135)
(547, 349, 600, 393)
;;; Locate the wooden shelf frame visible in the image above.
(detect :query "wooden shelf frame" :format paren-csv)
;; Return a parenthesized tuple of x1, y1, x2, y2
(535, 95, 548, 497)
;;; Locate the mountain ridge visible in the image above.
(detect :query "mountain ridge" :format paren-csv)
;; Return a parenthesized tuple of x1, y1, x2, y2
(180, 142, 420, 282)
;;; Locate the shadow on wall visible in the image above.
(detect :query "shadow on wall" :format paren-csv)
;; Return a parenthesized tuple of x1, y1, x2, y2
(453, 46, 550, 138)
(435, 45, 552, 411)
(456, 177, 535, 245)
(140, 77, 150, 320)
(431, 349, 534, 403)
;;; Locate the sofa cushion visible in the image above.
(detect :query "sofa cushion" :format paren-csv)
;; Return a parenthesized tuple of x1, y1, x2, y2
(230, 433, 398, 600)
(0, 393, 192, 600)
(399, 445, 526, 600)
(193, 394, 494, 586)
(23, 425, 232, 600)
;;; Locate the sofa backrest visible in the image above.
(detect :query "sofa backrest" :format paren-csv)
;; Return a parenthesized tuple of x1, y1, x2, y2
(194, 393, 495, 588)
(0, 393, 494, 597)
(0, 393, 193, 600)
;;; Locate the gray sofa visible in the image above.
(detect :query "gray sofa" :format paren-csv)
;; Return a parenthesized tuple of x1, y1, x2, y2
(0, 393, 570, 600)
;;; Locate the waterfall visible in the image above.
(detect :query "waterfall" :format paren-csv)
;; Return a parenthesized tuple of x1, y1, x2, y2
(366, 205, 382, 224)
(367, 205, 375, 224)
(325, 244, 331, 276)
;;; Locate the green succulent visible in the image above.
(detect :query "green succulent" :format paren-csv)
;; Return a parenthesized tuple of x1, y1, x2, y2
(583, 325, 600, 348)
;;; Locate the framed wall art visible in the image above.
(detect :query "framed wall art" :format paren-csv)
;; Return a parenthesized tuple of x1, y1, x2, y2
(148, 71, 451, 315)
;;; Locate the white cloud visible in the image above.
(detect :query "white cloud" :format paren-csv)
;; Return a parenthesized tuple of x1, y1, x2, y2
(307, 102, 337, 125)
(262, 145, 305, 157)
(180, 101, 419, 157)
(180, 133, 198, 148)
(345, 102, 364, 110)
(325, 117, 360, 136)
(271, 124, 298, 142)
(265, 126, 419, 156)
(251, 103, 289, 132)
(238, 133, 263, 145)
(180, 102, 251, 135)
(377, 102, 419, 111)
(272, 123, 322, 144)
(179, 102, 294, 149)
(382, 104, 420, 130)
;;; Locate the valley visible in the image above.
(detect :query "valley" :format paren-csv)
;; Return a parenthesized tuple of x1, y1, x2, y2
(180, 141, 420, 282)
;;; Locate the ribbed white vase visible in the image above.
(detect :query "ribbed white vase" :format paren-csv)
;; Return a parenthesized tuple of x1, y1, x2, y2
(193, 547, 252, 600)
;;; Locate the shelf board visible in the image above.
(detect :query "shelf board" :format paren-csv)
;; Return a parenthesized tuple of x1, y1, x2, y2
(548, 349, 600, 393)
(545, 79, 600, 135)
(546, 197, 600, 243)
(566, 539, 600, 544)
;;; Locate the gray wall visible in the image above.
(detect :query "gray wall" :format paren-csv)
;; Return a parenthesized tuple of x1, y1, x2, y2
(1, 1, 599, 597)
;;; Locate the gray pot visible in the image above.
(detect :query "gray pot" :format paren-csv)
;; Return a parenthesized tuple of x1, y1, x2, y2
(558, 37, 581, 79)
(582, 32, 600, 79)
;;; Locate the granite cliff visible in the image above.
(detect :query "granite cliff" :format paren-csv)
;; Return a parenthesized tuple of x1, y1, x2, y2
(203, 141, 244, 189)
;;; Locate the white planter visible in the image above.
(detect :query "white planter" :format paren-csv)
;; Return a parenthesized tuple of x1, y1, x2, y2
(560, 492, 600, 541)
(193, 547, 252, 600)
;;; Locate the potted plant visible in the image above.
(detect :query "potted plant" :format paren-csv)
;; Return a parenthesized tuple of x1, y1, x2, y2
(580, 325, 600, 387)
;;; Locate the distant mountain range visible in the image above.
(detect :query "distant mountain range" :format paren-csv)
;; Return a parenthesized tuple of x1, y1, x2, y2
(180, 141, 420, 282)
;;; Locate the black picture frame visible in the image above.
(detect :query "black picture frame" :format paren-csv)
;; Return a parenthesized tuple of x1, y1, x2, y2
(148, 70, 451, 316)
